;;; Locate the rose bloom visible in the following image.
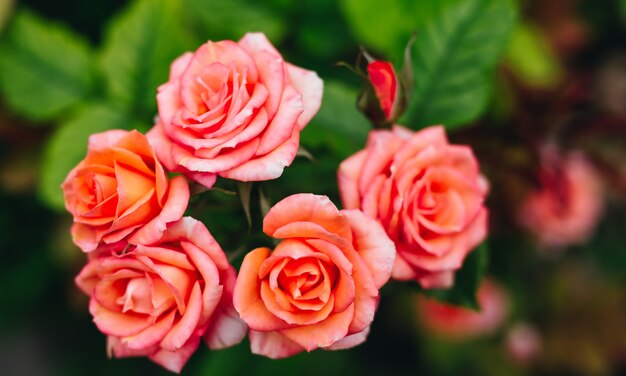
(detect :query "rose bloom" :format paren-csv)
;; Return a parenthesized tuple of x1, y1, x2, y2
(417, 278, 508, 341)
(75, 217, 247, 373)
(518, 147, 603, 248)
(148, 32, 323, 188)
(233, 194, 395, 359)
(367, 60, 399, 120)
(338, 125, 488, 289)
(62, 130, 189, 253)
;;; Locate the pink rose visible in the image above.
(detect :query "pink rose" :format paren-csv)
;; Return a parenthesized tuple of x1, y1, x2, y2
(338, 125, 488, 289)
(75, 217, 247, 373)
(62, 130, 189, 252)
(367, 60, 399, 120)
(233, 194, 395, 359)
(417, 278, 508, 340)
(148, 32, 323, 188)
(518, 146, 603, 248)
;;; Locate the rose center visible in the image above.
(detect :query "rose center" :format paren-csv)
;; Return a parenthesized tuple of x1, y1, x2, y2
(277, 257, 338, 301)
(183, 63, 253, 134)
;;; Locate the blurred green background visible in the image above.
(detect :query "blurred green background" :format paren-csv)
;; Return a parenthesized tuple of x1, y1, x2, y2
(1, 0, 626, 375)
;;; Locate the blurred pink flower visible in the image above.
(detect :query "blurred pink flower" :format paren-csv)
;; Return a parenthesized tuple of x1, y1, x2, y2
(518, 147, 603, 248)
(505, 322, 542, 365)
(417, 278, 508, 340)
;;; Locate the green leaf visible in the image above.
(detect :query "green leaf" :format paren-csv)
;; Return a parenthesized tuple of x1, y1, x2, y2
(185, 0, 286, 43)
(38, 103, 140, 210)
(0, 0, 14, 34)
(237, 181, 253, 230)
(426, 243, 489, 310)
(99, 0, 192, 120)
(504, 23, 562, 89)
(340, 0, 435, 60)
(296, 145, 315, 162)
(302, 80, 369, 157)
(0, 10, 94, 122)
(403, 0, 516, 128)
(259, 187, 272, 218)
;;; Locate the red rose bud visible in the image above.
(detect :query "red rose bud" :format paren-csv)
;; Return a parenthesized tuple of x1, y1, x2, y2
(355, 39, 414, 128)
(367, 61, 399, 121)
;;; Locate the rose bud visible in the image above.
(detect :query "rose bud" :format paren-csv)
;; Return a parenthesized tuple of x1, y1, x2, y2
(518, 146, 603, 248)
(62, 130, 189, 253)
(233, 194, 395, 359)
(148, 32, 323, 188)
(367, 60, 400, 121)
(75, 217, 247, 373)
(338, 125, 488, 289)
(417, 278, 508, 341)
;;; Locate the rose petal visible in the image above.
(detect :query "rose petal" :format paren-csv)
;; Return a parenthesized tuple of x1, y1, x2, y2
(160, 217, 231, 271)
(238, 33, 281, 59)
(149, 334, 201, 374)
(327, 326, 370, 350)
(75, 259, 101, 295)
(146, 122, 178, 172)
(218, 128, 300, 182)
(256, 85, 303, 155)
(107, 336, 157, 358)
(160, 281, 203, 351)
(249, 330, 304, 359)
(285, 63, 323, 130)
(90, 299, 152, 338)
(337, 150, 367, 210)
(279, 303, 354, 351)
(87, 130, 129, 151)
(391, 252, 419, 281)
(204, 267, 248, 349)
(233, 247, 291, 331)
(128, 175, 190, 245)
(342, 209, 395, 289)
(263, 193, 352, 243)
(123, 310, 177, 350)
(418, 270, 454, 289)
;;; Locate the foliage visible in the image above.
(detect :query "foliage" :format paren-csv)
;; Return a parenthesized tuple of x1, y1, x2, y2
(402, 0, 516, 128)
(0, 10, 94, 121)
(425, 244, 489, 310)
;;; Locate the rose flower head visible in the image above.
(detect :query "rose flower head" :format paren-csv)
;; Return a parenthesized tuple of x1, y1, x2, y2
(417, 278, 508, 341)
(75, 217, 247, 373)
(518, 146, 603, 248)
(62, 130, 189, 253)
(148, 32, 323, 188)
(233, 194, 395, 359)
(338, 125, 488, 289)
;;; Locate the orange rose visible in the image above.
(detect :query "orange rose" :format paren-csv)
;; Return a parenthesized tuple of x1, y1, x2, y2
(62, 130, 189, 252)
(75, 217, 247, 373)
(338, 125, 488, 289)
(233, 194, 395, 358)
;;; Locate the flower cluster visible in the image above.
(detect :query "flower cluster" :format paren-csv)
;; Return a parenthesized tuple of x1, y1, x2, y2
(64, 34, 494, 372)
